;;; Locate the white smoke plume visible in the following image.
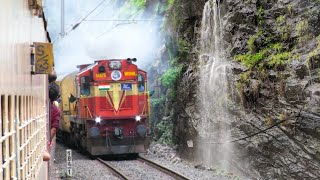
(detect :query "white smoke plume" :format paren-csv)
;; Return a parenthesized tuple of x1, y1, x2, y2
(44, 0, 162, 79)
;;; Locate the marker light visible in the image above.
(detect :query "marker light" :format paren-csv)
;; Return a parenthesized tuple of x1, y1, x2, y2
(135, 116, 141, 121)
(95, 117, 101, 123)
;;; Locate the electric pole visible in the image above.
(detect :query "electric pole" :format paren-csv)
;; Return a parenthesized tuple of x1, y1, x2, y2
(61, 0, 65, 37)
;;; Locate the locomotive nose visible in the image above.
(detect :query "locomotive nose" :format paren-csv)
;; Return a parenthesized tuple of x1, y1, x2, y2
(136, 125, 147, 137)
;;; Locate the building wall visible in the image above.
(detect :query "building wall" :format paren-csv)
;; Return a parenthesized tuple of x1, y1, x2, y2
(0, 0, 49, 179)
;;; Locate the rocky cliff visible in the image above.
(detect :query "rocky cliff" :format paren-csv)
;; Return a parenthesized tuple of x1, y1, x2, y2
(168, 0, 320, 179)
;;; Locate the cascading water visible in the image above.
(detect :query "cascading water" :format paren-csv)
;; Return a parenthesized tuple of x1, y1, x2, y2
(197, 0, 234, 171)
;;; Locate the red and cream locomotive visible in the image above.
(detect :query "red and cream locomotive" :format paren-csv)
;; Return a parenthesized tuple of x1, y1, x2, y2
(59, 58, 150, 156)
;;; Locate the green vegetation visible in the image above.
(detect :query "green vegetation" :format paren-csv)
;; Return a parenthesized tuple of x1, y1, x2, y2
(160, 65, 182, 88)
(248, 36, 257, 53)
(265, 116, 274, 126)
(130, 0, 146, 9)
(307, 35, 320, 62)
(161, 37, 186, 88)
(168, 0, 174, 9)
(172, 12, 184, 30)
(239, 71, 251, 83)
(234, 5, 300, 107)
(150, 96, 165, 108)
(271, 43, 283, 52)
(287, 4, 294, 15)
(178, 38, 190, 55)
(257, 6, 264, 26)
(118, 0, 146, 17)
(155, 119, 173, 145)
(296, 20, 309, 36)
(296, 20, 311, 44)
(276, 15, 285, 24)
(236, 52, 264, 69)
(236, 41, 293, 70)
(268, 52, 292, 67)
(275, 15, 291, 41)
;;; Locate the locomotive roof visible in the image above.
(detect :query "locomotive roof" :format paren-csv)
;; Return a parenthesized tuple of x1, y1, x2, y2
(78, 62, 98, 75)
(77, 59, 143, 76)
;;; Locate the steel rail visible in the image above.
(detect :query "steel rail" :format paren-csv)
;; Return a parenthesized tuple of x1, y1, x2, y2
(97, 158, 129, 180)
(137, 156, 190, 180)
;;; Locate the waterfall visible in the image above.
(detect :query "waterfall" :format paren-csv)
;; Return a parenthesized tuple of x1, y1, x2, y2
(197, 0, 234, 171)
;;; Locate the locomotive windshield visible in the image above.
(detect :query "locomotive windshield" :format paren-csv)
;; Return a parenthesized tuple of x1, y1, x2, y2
(138, 74, 145, 92)
(80, 76, 90, 96)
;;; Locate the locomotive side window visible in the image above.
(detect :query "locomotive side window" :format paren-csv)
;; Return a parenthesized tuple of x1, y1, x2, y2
(138, 74, 145, 92)
(80, 76, 90, 96)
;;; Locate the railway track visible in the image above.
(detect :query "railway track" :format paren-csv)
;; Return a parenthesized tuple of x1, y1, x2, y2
(97, 156, 190, 180)
(137, 156, 190, 180)
(97, 158, 130, 180)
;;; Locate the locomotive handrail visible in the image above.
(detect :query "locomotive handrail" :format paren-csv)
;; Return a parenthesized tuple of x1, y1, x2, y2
(85, 105, 93, 118)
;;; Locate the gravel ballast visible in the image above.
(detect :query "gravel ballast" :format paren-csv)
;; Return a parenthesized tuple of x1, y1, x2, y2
(50, 142, 248, 180)
(50, 143, 119, 180)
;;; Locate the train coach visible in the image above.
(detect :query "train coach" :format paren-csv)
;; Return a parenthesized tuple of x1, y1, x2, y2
(1, 1, 54, 179)
(59, 58, 151, 156)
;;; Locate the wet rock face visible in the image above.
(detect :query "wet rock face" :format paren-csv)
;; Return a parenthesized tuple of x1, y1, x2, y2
(222, 0, 320, 179)
(171, 0, 320, 179)
(224, 0, 257, 57)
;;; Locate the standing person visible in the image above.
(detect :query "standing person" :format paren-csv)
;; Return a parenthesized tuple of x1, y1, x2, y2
(43, 71, 61, 162)
(48, 83, 61, 163)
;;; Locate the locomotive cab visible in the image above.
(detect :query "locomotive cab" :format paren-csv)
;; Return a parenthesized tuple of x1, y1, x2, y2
(60, 59, 150, 155)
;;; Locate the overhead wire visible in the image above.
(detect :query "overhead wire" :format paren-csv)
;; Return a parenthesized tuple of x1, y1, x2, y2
(64, 0, 107, 35)
(62, 0, 163, 39)
(84, 19, 163, 22)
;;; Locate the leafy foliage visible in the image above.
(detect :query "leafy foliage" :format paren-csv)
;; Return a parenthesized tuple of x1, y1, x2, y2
(130, 0, 146, 9)
(257, 6, 264, 26)
(276, 15, 285, 24)
(248, 36, 257, 53)
(178, 39, 190, 54)
(150, 96, 165, 108)
(296, 20, 309, 36)
(275, 15, 292, 41)
(236, 52, 264, 69)
(156, 119, 173, 145)
(287, 4, 293, 15)
(168, 0, 174, 9)
(160, 66, 182, 87)
(296, 20, 311, 44)
(268, 52, 291, 67)
(307, 35, 320, 61)
(271, 43, 283, 52)
(239, 71, 251, 83)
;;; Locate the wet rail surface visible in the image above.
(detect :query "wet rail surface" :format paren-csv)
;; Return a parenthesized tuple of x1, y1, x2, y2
(97, 156, 190, 180)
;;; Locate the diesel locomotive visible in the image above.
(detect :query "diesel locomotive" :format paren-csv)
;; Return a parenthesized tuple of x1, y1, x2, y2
(59, 58, 150, 156)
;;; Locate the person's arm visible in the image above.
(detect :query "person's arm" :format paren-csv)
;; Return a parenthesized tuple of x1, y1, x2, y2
(50, 106, 61, 142)
(50, 127, 57, 142)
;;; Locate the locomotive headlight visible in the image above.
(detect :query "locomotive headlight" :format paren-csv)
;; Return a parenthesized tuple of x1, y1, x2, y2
(95, 117, 101, 123)
(135, 115, 141, 121)
(109, 61, 122, 70)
